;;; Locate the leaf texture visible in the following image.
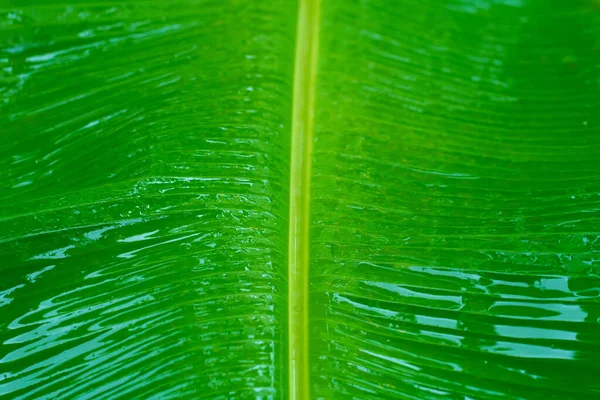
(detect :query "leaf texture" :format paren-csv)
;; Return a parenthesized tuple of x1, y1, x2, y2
(1, 1, 295, 398)
(1, 0, 600, 399)
(309, 0, 600, 398)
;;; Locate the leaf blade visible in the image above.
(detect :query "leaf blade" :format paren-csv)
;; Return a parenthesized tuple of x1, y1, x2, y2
(309, 0, 600, 398)
(0, 1, 296, 398)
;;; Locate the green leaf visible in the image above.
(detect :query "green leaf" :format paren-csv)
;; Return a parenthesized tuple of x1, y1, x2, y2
(2, 0, 600, 399)
(309, 1, 600, 398)
(1, 2, 295, 398)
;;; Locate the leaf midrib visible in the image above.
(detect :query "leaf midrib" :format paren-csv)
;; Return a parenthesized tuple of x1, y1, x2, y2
(288, 0, 320, 399)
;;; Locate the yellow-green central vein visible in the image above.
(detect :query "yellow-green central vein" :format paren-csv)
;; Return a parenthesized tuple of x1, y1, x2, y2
(289, 0, 320, 399)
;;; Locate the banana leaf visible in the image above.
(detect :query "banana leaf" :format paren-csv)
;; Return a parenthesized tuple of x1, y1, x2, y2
(1, 0, 599, 399)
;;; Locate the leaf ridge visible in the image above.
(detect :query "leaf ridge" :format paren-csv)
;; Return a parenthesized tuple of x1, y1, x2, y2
(289, 0, 321, 399)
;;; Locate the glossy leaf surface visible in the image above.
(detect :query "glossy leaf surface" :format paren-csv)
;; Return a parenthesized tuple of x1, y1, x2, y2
(309, 1, 600, 398)
(1, 1, 295, 398)
(1, 0, 600, 399)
